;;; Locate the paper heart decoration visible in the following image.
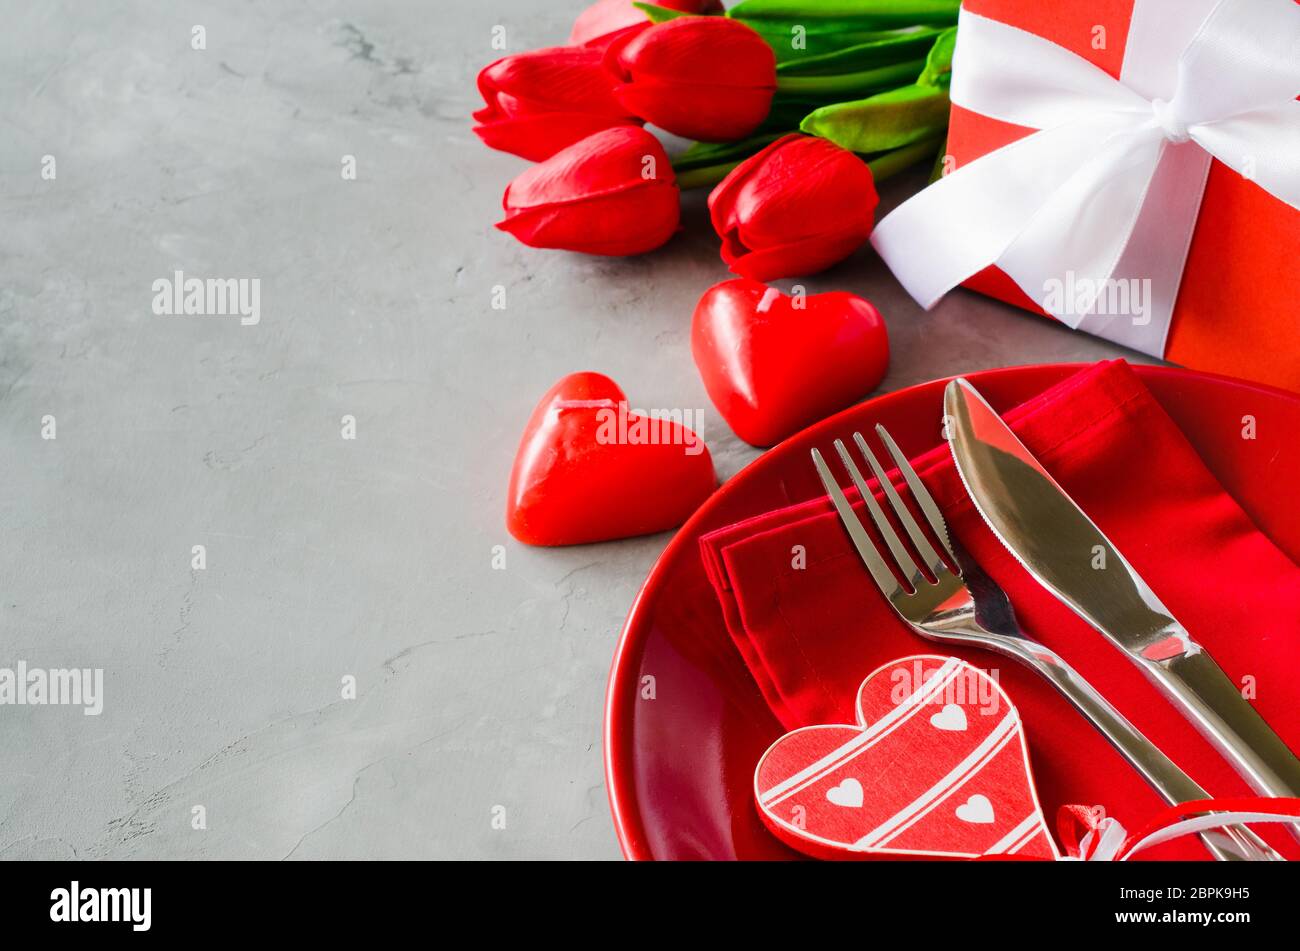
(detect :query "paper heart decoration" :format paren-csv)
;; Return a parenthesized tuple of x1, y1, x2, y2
(690, 279, 888, 447)
(754, 655, 1059, 861)
(506, 371, 716, 545)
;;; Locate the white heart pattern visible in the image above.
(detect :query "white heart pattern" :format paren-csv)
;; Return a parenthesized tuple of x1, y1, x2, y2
(929, 703, 968, 731)
(955, 794, 995, 824)
(826, 778, 864, 809)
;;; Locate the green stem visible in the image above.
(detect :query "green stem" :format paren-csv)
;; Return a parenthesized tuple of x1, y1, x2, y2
(675, 160, 744, 190)
(678, 135, 946, 190)
(928, 135, 950, 182)
(731, 0, 960, 24)
(775, 58, 925, 95)
(866, 135, 945, 183)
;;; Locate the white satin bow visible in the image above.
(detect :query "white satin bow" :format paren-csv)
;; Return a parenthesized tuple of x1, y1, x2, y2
(871, 0, 1300, 357)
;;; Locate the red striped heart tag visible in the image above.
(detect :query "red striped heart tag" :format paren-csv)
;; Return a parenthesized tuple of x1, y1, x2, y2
(754, 655, 1058, 860)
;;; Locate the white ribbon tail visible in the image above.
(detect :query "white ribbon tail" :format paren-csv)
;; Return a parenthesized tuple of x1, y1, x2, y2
(1120, 811, 1300, 862)
(1065, 810, 1300, 861)
(869, 116, 1129, 310)
(1192, 102, 1300, 209)
(997, 125, 1165, 331)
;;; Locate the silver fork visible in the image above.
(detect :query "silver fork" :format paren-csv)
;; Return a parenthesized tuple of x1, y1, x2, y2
(812, 425, 1282, 862)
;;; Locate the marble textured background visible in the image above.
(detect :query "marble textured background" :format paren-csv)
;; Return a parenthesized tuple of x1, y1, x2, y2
(0, 1, 1149, 859)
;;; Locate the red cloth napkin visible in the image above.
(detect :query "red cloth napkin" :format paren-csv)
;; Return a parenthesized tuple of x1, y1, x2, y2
(701, 360, 1300, 860)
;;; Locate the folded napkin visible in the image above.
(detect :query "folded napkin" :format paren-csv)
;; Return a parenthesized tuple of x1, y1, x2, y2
(701, 360, 1300, 860)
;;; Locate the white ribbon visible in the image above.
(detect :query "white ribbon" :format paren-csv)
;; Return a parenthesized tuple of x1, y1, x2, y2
(1064, 811, 1300, 861)
(870, 0, 1300, 357)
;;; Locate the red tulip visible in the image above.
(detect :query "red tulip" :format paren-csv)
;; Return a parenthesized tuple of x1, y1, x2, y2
(604, 17, 777, 143)
(497, 126, 680, 256)
(708, 134, 879, 281)
(570, 0, 725, 47)
(473, 46, 639, 161)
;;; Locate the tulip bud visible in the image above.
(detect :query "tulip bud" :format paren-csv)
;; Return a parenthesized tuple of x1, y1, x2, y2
(604, 17, 777, 143)
(708, 134, 878, 281)
(474, 46, 640, 161)
(569, 0, 725, 47)
(497, 127, 680, 257)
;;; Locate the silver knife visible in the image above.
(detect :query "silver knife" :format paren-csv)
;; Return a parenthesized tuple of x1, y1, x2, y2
(944, 377, 1300, 805)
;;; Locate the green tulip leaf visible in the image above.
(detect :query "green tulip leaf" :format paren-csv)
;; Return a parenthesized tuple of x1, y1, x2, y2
(929, 135, 951, 182)
(631, 2, 699, 24)
(865, 134, 946, 183)
(744, 18, 905, 39)
(672, 133, 786, 173)
(729, 0, 960, 28)
(774, 57, 926, 97)
(918, 26, 958, 87)
(775, 26, 946, 76)
(800, 84, 950, 153)
(761, 99, 827, 130)
(754, 25, 934, 64)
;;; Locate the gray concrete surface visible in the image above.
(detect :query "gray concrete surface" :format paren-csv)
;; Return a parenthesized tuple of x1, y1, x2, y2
(0, 1, 1150, 859)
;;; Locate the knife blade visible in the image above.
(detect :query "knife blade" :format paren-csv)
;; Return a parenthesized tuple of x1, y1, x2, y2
(944, 376, 1300, 803)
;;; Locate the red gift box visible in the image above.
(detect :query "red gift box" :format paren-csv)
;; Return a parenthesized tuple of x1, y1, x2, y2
(943, 0, 1300, 391)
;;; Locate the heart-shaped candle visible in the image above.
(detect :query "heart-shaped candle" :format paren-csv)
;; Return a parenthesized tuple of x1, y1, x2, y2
(754, 655, 1058, 860)
(691, 279, 888, 447)
(506, 371, 716, 545)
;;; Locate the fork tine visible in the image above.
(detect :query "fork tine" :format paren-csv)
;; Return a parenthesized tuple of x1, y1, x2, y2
(853, 431, 948, 580)
(811, 448, 904, 599)
(832, 438, 925, 591)
(875, 424, 958, 567)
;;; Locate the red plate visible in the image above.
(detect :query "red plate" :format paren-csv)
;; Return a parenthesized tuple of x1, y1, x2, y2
(603, 363, 1300, 860)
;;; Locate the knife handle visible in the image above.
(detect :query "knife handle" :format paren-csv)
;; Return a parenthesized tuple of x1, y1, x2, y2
(998, 639, 1282, 860)
(1155, 650, 1300, 800)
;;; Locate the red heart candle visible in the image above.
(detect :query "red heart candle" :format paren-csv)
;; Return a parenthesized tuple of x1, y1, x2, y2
(755, 655, 1059, 860)
(691, 279, 888, 447)
(507, 372, 715, 546)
